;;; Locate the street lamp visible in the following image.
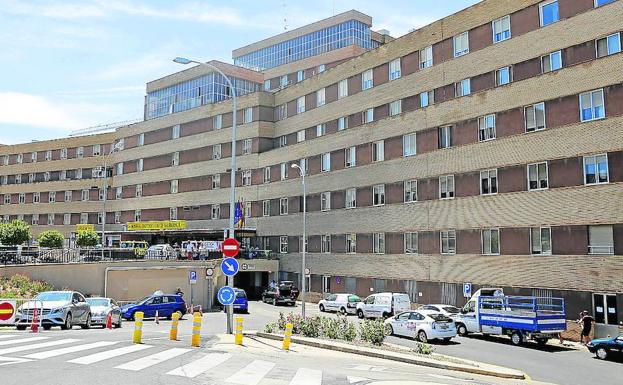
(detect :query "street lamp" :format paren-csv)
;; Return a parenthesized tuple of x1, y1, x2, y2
(291, 163, 307, 318)
(173, 57, 238, 334)
(101, 141, 123, 260)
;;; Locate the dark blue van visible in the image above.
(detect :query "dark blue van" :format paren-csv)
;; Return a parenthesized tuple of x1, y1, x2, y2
(121, 294, 186, 320)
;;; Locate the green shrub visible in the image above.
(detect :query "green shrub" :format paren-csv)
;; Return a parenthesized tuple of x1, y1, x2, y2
(0, 220, 31, 246)
(264, 322, 278, 333)
(300, 316, 322, 338)
(413, 342, 436, 355)
(277, 312, 305, 334)
(37, 230, 65, 248)
(0, 274, 53, 298)
(359, 318, 387, 345)
(337, 315, 357, 341)
(320, 316, 340, 339)
(76, 230, 99, 247)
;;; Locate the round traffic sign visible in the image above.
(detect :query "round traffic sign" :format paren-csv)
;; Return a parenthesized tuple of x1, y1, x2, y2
(0, 301, 15, 321)
(206, 267, 214, 277)
(217, 286, 236, 306)
(222, 238, 240, 257)
(221, 257, 239, 277)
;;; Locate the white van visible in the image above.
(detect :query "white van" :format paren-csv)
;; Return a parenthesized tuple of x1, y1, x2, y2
(356, 292, 411, 319)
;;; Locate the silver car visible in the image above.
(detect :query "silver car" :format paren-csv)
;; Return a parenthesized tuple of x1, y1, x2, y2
(86, 297, 122, 328)
(15, 291, 92, 330)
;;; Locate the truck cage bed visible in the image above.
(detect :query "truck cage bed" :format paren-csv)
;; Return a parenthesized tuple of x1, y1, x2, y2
(478, 295, 567, 333)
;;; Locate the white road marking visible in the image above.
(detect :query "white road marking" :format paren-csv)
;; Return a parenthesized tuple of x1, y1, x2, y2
(0, 335, 21, 340)
(0, 356, 33, 366)
(351, 364, 386, 372)
(225, 359, 276, 385)
(347, 376, 370, 384)
(115, 348, 190, 371)
(0, 339, 79, 355)
(0, 336, 49, 346)
(23, 341, 120, 359)
(289, 368, 323, 385)
(68, 344, 153, 365)
(167, 352, 232, 378)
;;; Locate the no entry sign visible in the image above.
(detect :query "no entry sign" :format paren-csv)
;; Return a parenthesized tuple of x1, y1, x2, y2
(0, 300, 16, 324)
(222, 238, 240, 257)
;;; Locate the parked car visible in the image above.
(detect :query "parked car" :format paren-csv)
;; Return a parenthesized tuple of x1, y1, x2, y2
(261, 282, 299, 306)
(145, 244, 175, 259)
(119, 241, 149, 257)
(86, 297, 122, 328)
(418, 304, 462, 317)
(15, 291, 92, 330)
(356, 292, 411, 319)
(233, 288, 249, 313)
(587, 335, 623, 360)
(384, 310, 457, 343)
(318, 293, 361, 315)
(121, 294, 186, 320)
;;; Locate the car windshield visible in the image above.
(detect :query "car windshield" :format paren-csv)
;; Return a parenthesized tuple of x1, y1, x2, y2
(348, 295, 361, 303)
(35, 292, 72, 302)
(137, 296, 152, 304)
(235, 291, 247, 299)
(428, 313, 452, 322)
(86, 299, 109, 306)
(442, 306, 461, 314)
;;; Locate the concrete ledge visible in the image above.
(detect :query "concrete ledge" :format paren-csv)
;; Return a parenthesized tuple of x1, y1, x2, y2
(254, 332, 526, 380)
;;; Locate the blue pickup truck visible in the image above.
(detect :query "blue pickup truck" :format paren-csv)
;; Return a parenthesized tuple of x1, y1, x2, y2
(453, 288, 566, 346)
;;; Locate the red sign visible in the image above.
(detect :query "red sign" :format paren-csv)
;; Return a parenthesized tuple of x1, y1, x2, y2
(0, 301, 15, 322)
(222, 238, 240, 257)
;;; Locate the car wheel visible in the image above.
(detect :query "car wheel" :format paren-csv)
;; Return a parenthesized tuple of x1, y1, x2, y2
(81, 313, 91, 329)
(319, 304, 325, 312)
(357, 309, 365, 319)
(129, 312, 136, 322)
(340, 307, 347, 315)
(272, 298, 277, 306)
(417, 330, 428, 343)
(42, 325, 52, 331)
(61, 313, 73, 330)
(596, 347, 608, 360)
(535, 337, 549, 347)
(385, 324, 394, 336)
(114, 316, 122, 328)
(382, 312, 391, 319)
(510, 331, 523, 346)
(456, 324, 468, 337)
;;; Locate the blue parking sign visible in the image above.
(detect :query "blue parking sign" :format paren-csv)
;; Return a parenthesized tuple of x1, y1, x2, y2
(463, 283, 472, 298)
(189, 271, 197, 284)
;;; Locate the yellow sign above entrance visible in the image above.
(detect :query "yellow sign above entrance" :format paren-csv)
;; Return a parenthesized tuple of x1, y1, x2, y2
(75, 224, 95, 232)
(127, 220, 188, 231)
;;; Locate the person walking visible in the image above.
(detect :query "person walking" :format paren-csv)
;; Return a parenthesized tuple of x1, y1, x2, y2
(175, 287, 184, 298)
(186, 242, 194, 260)
(578, 310, 594, 345)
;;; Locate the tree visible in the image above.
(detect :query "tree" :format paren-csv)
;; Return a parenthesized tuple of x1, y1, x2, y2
(37, 230, 65, 248)
(0, 220, 31, 246)
(76, 230, 99, 248)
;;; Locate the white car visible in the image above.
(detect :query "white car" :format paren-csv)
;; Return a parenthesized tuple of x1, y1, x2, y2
(417, 304, 462, 317)
(318, 293, 361, 315)
(145, 244, 175, 259)
(384, 310, 457, 343)
(356, 292, 411, 319)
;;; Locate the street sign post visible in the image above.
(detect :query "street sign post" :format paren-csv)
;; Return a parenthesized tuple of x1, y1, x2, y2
(217, 286, 236, 306)
(463, 283, 472, 298)
(222, 238, 240, 257)
(221, 257, 239, 277)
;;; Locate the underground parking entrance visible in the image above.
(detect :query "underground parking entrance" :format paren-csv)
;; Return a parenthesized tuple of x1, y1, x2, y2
(234, 270, 270, 300)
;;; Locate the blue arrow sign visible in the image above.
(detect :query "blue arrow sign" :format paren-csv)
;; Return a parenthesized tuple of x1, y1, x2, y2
(221, 257, 239, 277)
(217, 286, 236, 306)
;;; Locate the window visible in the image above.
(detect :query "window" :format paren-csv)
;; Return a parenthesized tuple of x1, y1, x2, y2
(15, 174, 21, 184)
(493, 15, 511, 43)
(299, 158, 308, 175)
(115, 187, 122, 200)
(171, 152, 179, 167)
(244, 107, 253, 124)
(138, 133, 144, 146)
(403, 133, 416, 157)
(420, 90, 434, 107)
(316, 124, 326, 137)
(3, 194, 10, 204)
(346, 234, 357, 253)
(453, 31, 469, 57)
(371, 233, 385, 254)
(213, 115, 222, 130)
(531, 227, 551, 255)
(49, 192, 56, 203)
(596, 33, 621, 57)
(116, 162, 123, 176)
(279, 236, 288, 253)
(389, 100, 402, 116)
(525, 102, 546, 132)
(245, 203, 251, 220)
(280, 163, 288, 180)
(92, 144, 101, 156)
(280, 75, 288, 87)
(528, 162, 548, 190)
(171, 179, 178, 193)
(137, 158, 144, 171)
(438, 126, 452, 149)
(242, 170, 251, 186)
(595, 0, 616, 6)
(372, 140, 384, 162)
(2, 155, 8, 165)
(279, 198, 288, 215)
(588, 225, 614, 254)
(439, 175, 455, 199)
(114, 211, 121, 224)
(318, 64, 325, 73)
(478, 114, 496, 141)
(31, 152, 37, 162)
(420, 45, 433, 69)
(373, 184, 385, 206)
(482, 229, 500, 255)
(346, 188, 356, 209)
(496, 66, 511, 86)
(405, 233, 418, 254)
(63, 213, 71, 225)
(316, 88, 325, 107)
(297, 130, 306, 142)
(80, 213, 88, 225)
(28, 173, 34, 183)
(321, 235, 331, 253)
(279, 135, 287, 147)
(263, 167, 271, 183)
(64, 190, 72, 202)
(31, 215, 39, 226)
(299, 236, 308, 253)
(345, 146, 356, 168)
(404, 180, 417, 202)
(297, 96, 305, 114)
(456, 78, 471, 97)
(212, 144, 221, 160)
(18, 193, 25, 204)
(98, 188, 105, 201)
(75, 168, 82, 179)
(363, 108, 374, 123)
(584, 154, 609, 185)
(33, 192, 40, 204)
(278, 104, 287, 120)
(320, 192, 331, 211)
(580, 89, 605, 121)
(338, 79, 348, 99)
(135, 184, 142, 197)
(321, 153, 331, 172)
(172, 124, 180, 138)
(541, 50, 562, 73)
(362, 69, 373, 90)
(262, 200, 270, 216)
(133, 210, 141, 222)
(539, 0, 559, 26)
(480, 169, 498, 195)
(208, 203, 219, 219)
(297, 70, 305, 82)
(389, 58, 401, 80)
(59, 170, 67, 181)
(60, 148, 67, 159)
(212, 174, 220, 189)
(169, 207, 177, 221)
(47, 214, 54, 225)
(440, 230, 456, 254)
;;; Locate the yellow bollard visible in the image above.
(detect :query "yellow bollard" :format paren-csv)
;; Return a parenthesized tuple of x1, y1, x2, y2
(132, 311, 144, 344)
(170, 311, 180, 341)
(235, 316, 244, 345)
(282, 322, 293, 351)
(191, 311, 202, 347)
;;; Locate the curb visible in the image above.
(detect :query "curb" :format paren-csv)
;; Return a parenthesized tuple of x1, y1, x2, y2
(254, 332, 525, 380)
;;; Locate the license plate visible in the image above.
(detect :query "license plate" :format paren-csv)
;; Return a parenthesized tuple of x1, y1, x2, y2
(440, 325, 448, 329)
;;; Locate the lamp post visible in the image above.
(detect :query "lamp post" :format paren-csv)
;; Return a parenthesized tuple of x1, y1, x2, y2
(173, 57, 238, 334)
(291, 163, 306, 318)
(101, 141, 123, 260)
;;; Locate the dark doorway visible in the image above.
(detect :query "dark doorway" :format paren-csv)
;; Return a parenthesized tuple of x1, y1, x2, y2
(234, 272, 269, 300)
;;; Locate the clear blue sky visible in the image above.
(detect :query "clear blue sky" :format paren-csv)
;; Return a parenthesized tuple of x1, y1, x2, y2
(0, 0, 479, 145)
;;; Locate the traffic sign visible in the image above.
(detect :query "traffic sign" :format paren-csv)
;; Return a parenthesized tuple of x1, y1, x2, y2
(217, 286, 236, 306)
(205, 267, 214, 277)
(0, 300, 16, 324)
(463, 283, 472, 298)
(304, 267, 311, 276)
(221, 257, 239, 277)
(189, 271, 197, 285)
(222, 238, 240, 257)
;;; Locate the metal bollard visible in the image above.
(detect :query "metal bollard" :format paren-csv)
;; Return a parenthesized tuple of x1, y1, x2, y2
(170, 312, 180, 341)
(282, 322, 293, 351)
(235, 317, 244, 345)
(133, 311, 144, 344)
(191, 312, 202, 347)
